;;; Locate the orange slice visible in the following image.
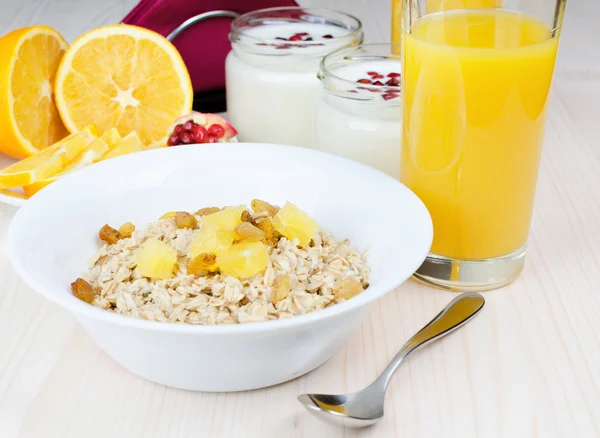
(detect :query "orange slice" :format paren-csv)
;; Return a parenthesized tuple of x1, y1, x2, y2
(0, 26, 69, 159)
(23, 128, 120, 197)
(0, 125, 97, 189)
(100, 131, 143, 160)
(54, 24, 193, 148)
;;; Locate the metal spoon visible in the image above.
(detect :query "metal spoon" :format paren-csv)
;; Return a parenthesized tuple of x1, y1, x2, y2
(298, 292, 485, 428)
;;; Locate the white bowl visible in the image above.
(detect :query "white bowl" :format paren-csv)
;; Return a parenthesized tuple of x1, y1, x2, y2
(7, 143, 432, 392)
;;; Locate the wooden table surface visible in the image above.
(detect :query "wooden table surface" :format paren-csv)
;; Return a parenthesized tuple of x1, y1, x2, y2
(1, 0, 599, 437)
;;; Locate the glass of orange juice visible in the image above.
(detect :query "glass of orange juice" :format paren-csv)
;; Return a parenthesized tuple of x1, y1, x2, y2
(400, 0, 565, 291)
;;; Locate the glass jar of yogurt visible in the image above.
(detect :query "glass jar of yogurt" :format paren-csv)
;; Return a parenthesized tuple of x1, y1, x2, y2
(226, 8, 363, 148)
(314, 44, 402, 179)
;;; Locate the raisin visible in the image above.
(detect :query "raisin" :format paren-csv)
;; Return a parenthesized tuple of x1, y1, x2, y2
(187, 253, 217, 275)
(235, 222, 266, 242)
(99, 224, 120, 244)
(118, 222, 135, 238)
(251, 199, 280, 216)
(194, 207, 221, 217)
(71, 278, 95, 304)
(175, 211, 198, 229)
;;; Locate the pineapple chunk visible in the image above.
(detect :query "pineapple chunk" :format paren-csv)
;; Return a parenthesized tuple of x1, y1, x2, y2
(273, 202, 318, 246)
(135, 238, 177, 280)
(188, 225, 235, 259)
(202, 206, 246, 231)
(216, 242, 270, 279)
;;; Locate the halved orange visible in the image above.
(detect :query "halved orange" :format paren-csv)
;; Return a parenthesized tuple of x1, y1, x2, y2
(23, 128, 120, 197)
(0, 125, 97, 189)
(0, 26, 69, 159)
(54, 24, 193, 148)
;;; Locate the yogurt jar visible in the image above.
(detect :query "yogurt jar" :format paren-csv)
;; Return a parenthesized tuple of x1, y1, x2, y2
(226, 8, 363, 147)
(313, 44, 402, 179)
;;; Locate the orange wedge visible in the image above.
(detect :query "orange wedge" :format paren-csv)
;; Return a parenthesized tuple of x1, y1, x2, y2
(54, 24, 193, 148)
(0, 125, 97, 189)
(0, 26, 69, 159)
(23, 128, 120, 197)
(100, 131, 143, 160)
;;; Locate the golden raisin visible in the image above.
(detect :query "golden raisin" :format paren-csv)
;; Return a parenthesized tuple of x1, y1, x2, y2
(187, 253, 217, 275)
(175, 211, 198, 229)
(160, 211, 177, 220)
(241, 209, 258, 225)
(332, 278, 364, 300)
(235, 222, 266, 242)
(71, 278, 95, 304)
(251, 199, 280, 217)
(118, 222, 135, 238)
(194, 207, 221, 216)
(99, 224, 120, 244)
(256, 217, 282, 245)
(272, 274, 291, 304)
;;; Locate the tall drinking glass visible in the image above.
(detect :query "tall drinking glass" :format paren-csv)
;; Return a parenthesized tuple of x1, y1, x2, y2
(400, 0, 566, 291)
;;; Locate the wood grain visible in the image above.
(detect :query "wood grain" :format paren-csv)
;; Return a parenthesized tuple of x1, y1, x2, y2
(1, 0, 599, 437)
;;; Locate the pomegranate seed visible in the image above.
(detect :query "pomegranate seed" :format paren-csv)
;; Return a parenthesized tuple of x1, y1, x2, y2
(388, 72, 401, 78)
(305, 37, 313, 41)
(322, 34, 333, 39)
(385, 78, 400, 86)
(167, 134, 179, 146)
(382, 93, 397, 101)
(374, 74, 384, 79)
(180, 132, 193, 144)
(357, 78, 371, 84)
(207, 134, 218, 143)
(193, 126, 207, 143)
(174, 124, 184, 135)
(367, 71, 378, 76)
(289, 35, 302, 41)
(368, 88, 381, 93)
(347, 89, 358, 93)
(208, 124, 225, 138)
(182, 121, 194, 131)
(372, 81, 384, 86)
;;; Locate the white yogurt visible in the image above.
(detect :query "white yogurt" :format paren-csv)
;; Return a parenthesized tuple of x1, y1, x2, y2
(226, 13, 362, 148)
(313, 50, 402, 179)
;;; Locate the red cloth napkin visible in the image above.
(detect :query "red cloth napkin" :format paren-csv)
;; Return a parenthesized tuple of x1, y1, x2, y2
(122, 0, 299, 94)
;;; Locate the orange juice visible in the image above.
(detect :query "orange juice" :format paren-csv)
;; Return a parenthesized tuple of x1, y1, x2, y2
(391, 0, 501, 46)
(401, 10, 559, 259)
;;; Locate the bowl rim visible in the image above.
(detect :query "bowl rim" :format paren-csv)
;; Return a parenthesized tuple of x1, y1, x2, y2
(7, 143, 432, 335)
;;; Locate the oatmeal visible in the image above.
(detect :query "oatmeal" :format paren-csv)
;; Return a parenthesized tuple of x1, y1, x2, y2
(74, 200, 370, 325)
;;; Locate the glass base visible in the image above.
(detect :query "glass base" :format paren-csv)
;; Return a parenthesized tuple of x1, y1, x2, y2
(413, 246, 526, 292)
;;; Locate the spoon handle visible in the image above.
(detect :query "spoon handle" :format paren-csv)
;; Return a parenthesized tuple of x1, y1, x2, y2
(373, 292, 485, 392)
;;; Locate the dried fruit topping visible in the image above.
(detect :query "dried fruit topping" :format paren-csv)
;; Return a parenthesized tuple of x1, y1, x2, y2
(166, 112, 237, 146)
(272, 274, 291, 304)
(251, 199, 280, 217)
(216, 241, 270, 279)
(258, 32, 333, 49)
(99, 224, 120, 245)
(387, 72, 401, 78)
(175, 211, 198, 229)
(202, 206, 246, 231)
(372, 81, 384, 86)
(187, 252, 217, 275)
(194, 207, 221, 217)
(235, 222, 266, 242)
(332, 277, 364, 299)
(240, 209, 256, 224)
(273, 202, 318, 247)
(256, 217, 283, 246)
(135, 238, 177, 280)
(357, 78, 372, 84)
(118, 222, 135, 238)
(71, 278, 95, 304)
(323, 34, 334, 39)
(353, 70, 401, 100)
(188, 227, 234, 259)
